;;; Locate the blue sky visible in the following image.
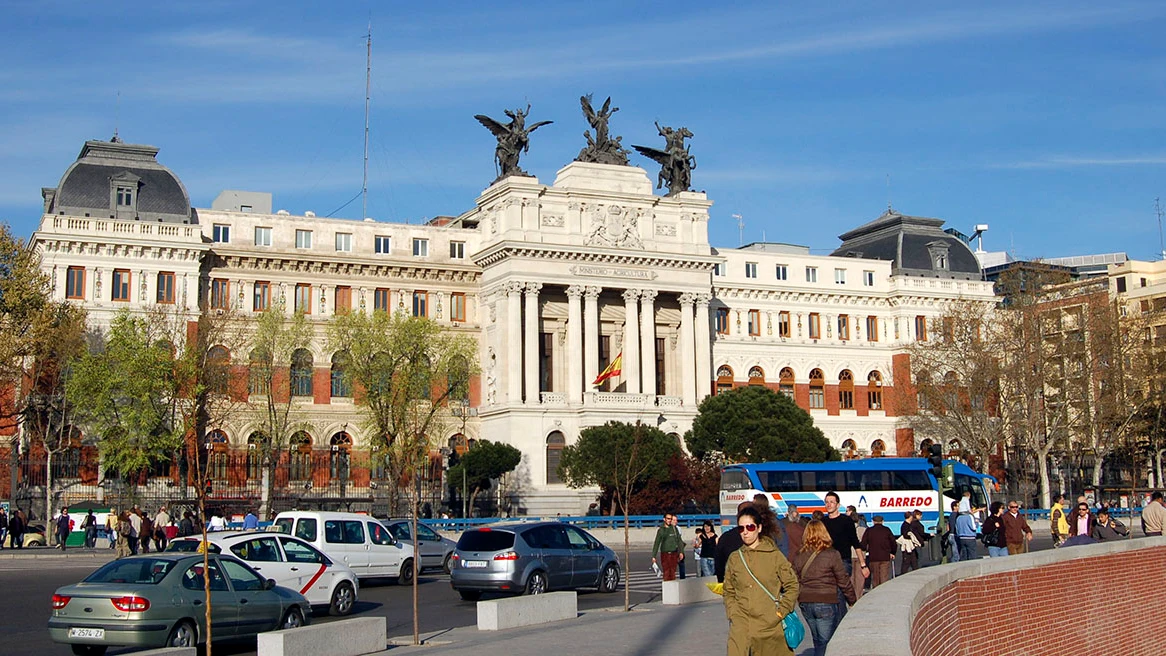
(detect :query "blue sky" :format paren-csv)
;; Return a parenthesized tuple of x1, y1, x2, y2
(2, 1, 1164, 259)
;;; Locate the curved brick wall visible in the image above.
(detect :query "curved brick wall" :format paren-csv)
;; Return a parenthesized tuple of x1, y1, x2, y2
(826, 537, 1166, 656)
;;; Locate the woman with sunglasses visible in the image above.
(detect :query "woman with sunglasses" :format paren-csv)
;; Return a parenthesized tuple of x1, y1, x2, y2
(723, 506, 800, 656)
(791, 519, 856, 656)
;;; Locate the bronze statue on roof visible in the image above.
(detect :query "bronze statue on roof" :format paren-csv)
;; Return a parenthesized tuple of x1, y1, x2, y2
(475, 105, 553, 184)
(633, 121, 696, 196)
(576, 94, 629, 165)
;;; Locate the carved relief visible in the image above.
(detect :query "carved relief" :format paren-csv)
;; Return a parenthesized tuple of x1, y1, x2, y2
(540, 213, 565, 227)
(655, 223, 677, 237)
(585, 204, 644, 249)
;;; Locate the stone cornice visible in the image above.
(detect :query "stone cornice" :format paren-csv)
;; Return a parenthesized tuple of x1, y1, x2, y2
(37, 235, 206, 262)
(472, 240, 720, 271)
(214, 250, 481, 284)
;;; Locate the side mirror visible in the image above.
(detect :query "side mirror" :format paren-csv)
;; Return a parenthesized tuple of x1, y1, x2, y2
(265, 578, 277, 590)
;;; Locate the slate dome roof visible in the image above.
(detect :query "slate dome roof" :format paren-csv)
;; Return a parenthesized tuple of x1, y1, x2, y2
(46, 138, 192, 223)
(830, 210, 981, 280)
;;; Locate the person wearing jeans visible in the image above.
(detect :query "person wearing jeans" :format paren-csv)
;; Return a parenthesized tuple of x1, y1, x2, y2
(792, 520, 857, 656)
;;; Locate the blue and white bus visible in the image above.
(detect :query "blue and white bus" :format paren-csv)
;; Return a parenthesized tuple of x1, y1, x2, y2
(720, 459, 996, 534)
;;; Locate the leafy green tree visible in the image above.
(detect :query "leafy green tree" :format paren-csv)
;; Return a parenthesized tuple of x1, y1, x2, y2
(559, 421, 680, 611)
(686, 385, 838, 463)
(446, 439, 522, 512)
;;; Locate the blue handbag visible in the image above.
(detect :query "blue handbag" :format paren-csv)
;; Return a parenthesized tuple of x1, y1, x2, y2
(737, 551, 805, 650)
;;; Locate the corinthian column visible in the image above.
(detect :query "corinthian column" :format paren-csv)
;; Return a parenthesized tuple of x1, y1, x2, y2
(640, 290, 658, 397)
(622, 289, 641, 394)
(505, 282, 524, 404)
(584, 286, 601, 395)
(694, 293, 712, 401)
(566, 285, 584, 404)
(524, 283, 542, 404)
(679, 293, 696, 406)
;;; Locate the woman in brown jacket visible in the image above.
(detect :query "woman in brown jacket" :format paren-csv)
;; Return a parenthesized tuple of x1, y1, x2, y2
(791, 520, 857, 656)
(724, 506, 800, 656)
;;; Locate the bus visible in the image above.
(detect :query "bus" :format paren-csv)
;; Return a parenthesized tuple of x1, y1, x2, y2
(720, 458, 996, 534)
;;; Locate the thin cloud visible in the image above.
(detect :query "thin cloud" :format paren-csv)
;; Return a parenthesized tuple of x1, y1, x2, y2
(993, 155, 1166, 170)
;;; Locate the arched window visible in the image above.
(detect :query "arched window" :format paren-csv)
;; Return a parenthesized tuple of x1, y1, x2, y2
(207, 346, 230, 395)
(290, 349, 314, 397)
(207, 430, 229, 481)
(716, 365, 734, 395)
(246, 432, 265, 480)
(546, 431, 566, 485)
(841, 438, 857, 460)
(779, 367, 795, 398)
(331, 351, 352, 398)
(838, 369, 854, 410)
(747, 366, 765, 386)
(249, 348, 271, 396)
(289, 431, 313, 481)
(867, 371, 883, 410)
(870, 439, 886, 457)
(448, 433, 469, 457)
(329, 432, 352, 480)
(918, 438, 935, 458)
(808, 368, 825, 409)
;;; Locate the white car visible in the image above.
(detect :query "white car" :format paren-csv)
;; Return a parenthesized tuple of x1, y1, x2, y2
(166, 531, 359, 616)
(272, 510, 416, 584)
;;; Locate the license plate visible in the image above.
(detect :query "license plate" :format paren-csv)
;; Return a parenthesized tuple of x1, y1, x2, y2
(69, 628, 105, 639)
(463, 560, 488, 568)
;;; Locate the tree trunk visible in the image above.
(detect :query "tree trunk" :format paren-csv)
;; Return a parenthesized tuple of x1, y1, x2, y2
(1038, 446, 1052, 509)
(1091, 458, 1103, 489)
(260, 462, 272, 520)
(45, 450, 54, 546)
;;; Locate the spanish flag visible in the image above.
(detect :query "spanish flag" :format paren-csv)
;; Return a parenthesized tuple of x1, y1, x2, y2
(592, 351, 623, 386)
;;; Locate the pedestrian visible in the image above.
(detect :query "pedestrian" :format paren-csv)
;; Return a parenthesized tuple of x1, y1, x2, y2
(910, 509, 931, 565)
(783, 506, 806, 555)
(897, 512, 922, 573)
(859, 515, 897, 588)
(179, 510, 195, 537)
(106, 510, 117, 550)
(154, 506, 171, 550)
(715, 501, 753, 583)
(980, 502, 1008, 558)
(56, 507, 72, 550)
(792, 519, 856, 656)
(1141, 491, 1166, 537)
(1067, 502, 1094, 539)
(651, 512, 684, 581)
(1091, 508, 1129, 542)
(139, 510, 154, 553)
(945, 500, 962, 562)
(1001, 501, 1034, 555)
(753, 493, 790, 557)
(0, 506, 8, 549)
(723, 506, 800, 656)
(9, 508, 24, 549)
(208, 511, 226, 533)
(127, 506, 142, 554)
(1050, 493, 1069, 546)
(82, 510, 98, 549)
(696, 522, 718, 577)
(243, 509, 259, 531)
(851, 514, 867, 598)
(821, 491, 867, 630)
(115, 512, 133, 559)
(954, 504, 979, 561)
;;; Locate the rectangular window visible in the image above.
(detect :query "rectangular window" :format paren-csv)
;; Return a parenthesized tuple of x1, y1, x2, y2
(335, 232, 352, 252)
(748, 309, 761, 336)
(66, 266, 86, 300)
(412, 291, 428, 317)
(715, 307, 730, 335)
(655, 337, 666, 395)
(253, 281, 271, 311)
(838, 314, 850, 340)
(866, 316, 879, 342)
(915, 315, 928, 341)
(334, 286, 352, 314)
(255, 226, 272, 246)
(112, 269, 130, 302)
(806, 266, 818, 283)
(714, 262, 726, 276)
(809, 387, 825, 409)
(776, 264, 788, 281)
(834, 268, 846, 285)
(212, 224, 230, 243)
(295, 229, 313, 249)
(375, 235, 391, 254)
(412, 238, 429, 257)
(745, 262, 758, 279)
(450, 292, 466, 322)
(374, 288, 391, 312)
(210, 278, 230, 310)
(239, 205, 252, 213)
(809, 312, 821, 339)
(116, 187, 133, 206)
(840, 388, 854, 410)
(778, 311, 791, 338)
(295, 283, 312, 314)
(449, 241, 465, 259)
(864, 270, 875, 287)
(539, 332, 553, 393)
(156, 272, 175, 304)
(598, 335, 612, 392)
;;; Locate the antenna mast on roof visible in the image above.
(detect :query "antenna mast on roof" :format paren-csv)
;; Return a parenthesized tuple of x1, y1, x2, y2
(1156, 197, 1165, 261)
(112, 90, 121, 143)
(732, 213, 744, 247)
(362, 20, 372, 222)
(886, 173, 893, 212)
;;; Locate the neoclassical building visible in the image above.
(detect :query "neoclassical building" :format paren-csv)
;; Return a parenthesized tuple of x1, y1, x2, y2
(20, 137, 995, 515)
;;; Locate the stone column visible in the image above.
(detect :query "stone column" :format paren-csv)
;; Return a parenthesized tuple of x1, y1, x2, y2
(584, 286, 601, 395)
(524, 283, 542, 404)
(694, 293, 712, 401)
(506, 282, 523, 404)
(639, 290, 658, 397)
(622, 289, 641, 394)
(566, 285, 584, 404)
(679, 293, 696, 406)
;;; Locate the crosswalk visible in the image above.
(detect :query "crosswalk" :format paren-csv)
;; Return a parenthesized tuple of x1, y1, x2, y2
(623, 569, 665, 594)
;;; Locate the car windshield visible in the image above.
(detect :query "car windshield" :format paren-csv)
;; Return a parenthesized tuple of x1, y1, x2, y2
(85, 558, 178, 585)
(273, 518, 293, 535)
(456, 529, 515, 552)
(165, 540, 220, 554)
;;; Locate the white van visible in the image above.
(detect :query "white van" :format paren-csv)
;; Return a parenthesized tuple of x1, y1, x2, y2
(272, 511, 416, 584)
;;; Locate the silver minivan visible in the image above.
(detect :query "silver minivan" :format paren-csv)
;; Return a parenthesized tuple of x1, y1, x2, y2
(448, 521, 620, 601)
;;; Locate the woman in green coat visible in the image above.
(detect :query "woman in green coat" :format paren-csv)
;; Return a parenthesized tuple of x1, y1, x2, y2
(724, 506, 800, 656)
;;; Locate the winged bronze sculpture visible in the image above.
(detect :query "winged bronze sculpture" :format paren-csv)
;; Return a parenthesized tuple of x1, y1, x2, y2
(576, 94, 629, 165)
(633, 122, 696, 196)
(474, 105, 553, 183)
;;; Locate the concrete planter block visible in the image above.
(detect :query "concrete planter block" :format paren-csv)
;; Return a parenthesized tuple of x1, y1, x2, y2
(257, 617, 386, 656)
(662, 576, 722, 605)
(477, 591, 578, 631)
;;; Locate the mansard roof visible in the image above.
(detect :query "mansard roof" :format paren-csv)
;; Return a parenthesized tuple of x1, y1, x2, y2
(831, 209, 982, 280)
(46, 138, 193, 223)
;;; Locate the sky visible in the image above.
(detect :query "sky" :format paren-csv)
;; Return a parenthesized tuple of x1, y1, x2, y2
(2, 1, 1165, 260)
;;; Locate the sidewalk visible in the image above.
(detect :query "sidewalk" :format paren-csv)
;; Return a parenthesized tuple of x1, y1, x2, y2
(0, 546, 118, 561)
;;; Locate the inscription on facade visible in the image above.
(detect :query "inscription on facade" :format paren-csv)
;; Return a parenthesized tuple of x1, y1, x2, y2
(540, 213, 565, 227)
(655, 223, 677, 236)
(570, 265, 658, 280)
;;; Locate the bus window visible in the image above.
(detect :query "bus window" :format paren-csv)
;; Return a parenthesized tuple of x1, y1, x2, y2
(892, 471, 930, 491)
(813, 471, 844, 492)
(759, 471, 800, 492)
(721, 469, 753, 492)
(947, 473, 989, 508)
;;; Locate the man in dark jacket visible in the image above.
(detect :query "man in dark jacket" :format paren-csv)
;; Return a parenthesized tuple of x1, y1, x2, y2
(715, 501, 752, 582)
(1091, 508, 1129, 542)
(1001, 501, 1033, 555)
(56, 508, 72, 551)
(651, 513, 684, 581)
(823, 491, 867, 630)
(859, 515, 897, 588)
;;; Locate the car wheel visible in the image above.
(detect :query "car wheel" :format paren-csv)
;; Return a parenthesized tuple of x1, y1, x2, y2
(458, 589, 482, 601)
(398, 559, 415, 586)
(329, 581, 356, 616)
(598, 563, 620, 593)
(442, 552, 453, 575)
(166, 620, 197, 648)
(524, 571, 548, 595)
(280, 607, 306, 630)
(70, 645, 107, 656)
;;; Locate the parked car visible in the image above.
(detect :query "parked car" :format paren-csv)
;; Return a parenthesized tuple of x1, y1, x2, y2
(4, 523, 47, 548)
(382, 520, 457, 573)
(449, 521, 621, 601)
(48, 553, 311, 656)
(272, 511, 415, 584)
(166, 531, 359, 616)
